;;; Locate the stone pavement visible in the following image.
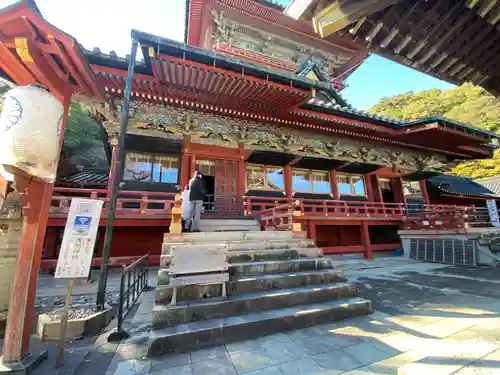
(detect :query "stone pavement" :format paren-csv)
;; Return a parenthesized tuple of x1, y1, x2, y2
(66, 258, 500, 375)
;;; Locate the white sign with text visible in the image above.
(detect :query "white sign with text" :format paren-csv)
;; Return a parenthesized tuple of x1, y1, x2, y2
(487, 199, 500, 227)
(55, 198, 103, 278)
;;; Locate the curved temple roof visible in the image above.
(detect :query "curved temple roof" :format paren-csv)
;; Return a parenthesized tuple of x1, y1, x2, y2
(96, 29, 500, 142)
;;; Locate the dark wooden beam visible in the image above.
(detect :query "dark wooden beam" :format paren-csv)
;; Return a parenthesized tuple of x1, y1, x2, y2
(313, 0, 405, 37)
(417, 9, 475, 67)
(393, 0, 444, 55)
(406, 2, 463, 61)
(379, 0, 423, 48)
(443, 22, 494, 77)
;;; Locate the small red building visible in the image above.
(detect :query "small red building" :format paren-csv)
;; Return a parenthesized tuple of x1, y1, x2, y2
(0, 0, 498, 268)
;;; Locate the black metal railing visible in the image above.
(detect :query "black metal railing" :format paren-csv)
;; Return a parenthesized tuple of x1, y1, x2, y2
(108, 254, 149, 342)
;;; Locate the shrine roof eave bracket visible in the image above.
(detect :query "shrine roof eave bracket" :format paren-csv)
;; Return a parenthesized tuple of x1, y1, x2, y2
(0, 0, 105, 101)
(301, 103, 500, 142)
(131, 29, 335, 96)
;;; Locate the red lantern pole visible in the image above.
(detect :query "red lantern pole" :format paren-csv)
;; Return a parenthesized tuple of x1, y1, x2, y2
(0, 95, 70, 371)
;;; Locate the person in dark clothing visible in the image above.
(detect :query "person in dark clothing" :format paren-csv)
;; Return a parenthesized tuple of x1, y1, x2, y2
(186, 171, 207, 232)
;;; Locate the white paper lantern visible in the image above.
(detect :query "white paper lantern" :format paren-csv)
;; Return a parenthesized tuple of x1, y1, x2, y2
(0, 85, 64, 182)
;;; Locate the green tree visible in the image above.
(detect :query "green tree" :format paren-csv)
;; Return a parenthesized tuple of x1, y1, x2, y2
(369, 83, 500, 178)
(59, 102, 108, 174)
(63, 102, 102, 155)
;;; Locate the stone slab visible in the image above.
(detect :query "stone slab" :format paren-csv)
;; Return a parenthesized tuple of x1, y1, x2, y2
(157, 258, 333, 285)
(163, 231, 293, 243)
(162, 238, 315, 255)
(148, 297, 372, 356)
(152, 282, 358, 328)
(155, 269, 346, 303)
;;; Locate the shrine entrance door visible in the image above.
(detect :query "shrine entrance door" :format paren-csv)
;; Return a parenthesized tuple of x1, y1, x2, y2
(195, 158, 242, 216)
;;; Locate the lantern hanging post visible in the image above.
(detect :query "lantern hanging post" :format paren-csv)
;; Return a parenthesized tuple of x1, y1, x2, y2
(0, 86, 69, 371)
(96, 37, 139, 310)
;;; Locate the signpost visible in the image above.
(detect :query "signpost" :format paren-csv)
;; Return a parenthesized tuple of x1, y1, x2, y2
(54, 198, 103, 366)
(168, 244, 229, 305)
(486, 199, 500, 227)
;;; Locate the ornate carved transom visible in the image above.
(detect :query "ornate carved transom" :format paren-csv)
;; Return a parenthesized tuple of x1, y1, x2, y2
(109, 100, 450, 173)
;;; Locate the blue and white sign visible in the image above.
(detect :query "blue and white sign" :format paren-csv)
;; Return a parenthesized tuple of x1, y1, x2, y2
(55, 198, 103, 279)
(73, 216, 92, 233)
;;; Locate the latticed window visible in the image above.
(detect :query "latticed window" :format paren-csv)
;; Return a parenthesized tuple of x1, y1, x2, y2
(292, 169, 330, 193)
(124, 152, 179, 183)
(246, 164, 284, 190)
(195, 159, 215, 176)
(312, 171, 330, 193)
(378, 178, 392, 190)
(336, 174, 366, 196)
(403, 180, 423, 198)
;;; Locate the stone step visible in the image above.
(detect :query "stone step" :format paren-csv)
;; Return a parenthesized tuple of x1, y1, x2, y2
(148, 297, 372, 356)
(152, 282, 358, 328)
(161, 246, 321, 267)
(199, 219, 261, 232)
(155, 269, 346, 303)
(157, 258, 333, 286)
(162, 238, 315, 256)
(199, 227, 261, 232)
(229, 258, 333, 277)
(227, 247, 322, 263)
(163, 231, 293, 243)
(200, 219, 260, 227)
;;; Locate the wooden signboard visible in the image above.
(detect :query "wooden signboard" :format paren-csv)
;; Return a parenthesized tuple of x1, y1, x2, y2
(169, 244, 229, 305)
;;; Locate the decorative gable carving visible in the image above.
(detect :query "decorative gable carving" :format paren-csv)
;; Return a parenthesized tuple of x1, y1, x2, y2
(211, 10, 352, 79)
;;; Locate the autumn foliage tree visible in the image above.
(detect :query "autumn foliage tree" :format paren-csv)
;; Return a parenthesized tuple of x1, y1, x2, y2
(369, 83, 500, 179)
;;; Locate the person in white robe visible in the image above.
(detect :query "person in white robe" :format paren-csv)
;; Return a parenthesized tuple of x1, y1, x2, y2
(180, 184, 191, 232)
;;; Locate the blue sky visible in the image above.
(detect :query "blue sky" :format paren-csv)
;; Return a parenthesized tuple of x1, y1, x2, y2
(0, 0, 455, 109)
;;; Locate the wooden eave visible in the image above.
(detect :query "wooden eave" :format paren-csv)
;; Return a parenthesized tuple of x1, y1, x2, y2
(295, 0, 500, 98)
(0, 0, 104, 100)
(89, 43, 495, 160)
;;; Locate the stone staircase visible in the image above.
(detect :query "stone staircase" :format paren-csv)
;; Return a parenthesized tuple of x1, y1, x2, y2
(199, 218, 260, 232)
(148, 231, 372, 356)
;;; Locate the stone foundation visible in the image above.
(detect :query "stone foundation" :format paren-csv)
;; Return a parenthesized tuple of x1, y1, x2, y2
(0, 209, 22, 315)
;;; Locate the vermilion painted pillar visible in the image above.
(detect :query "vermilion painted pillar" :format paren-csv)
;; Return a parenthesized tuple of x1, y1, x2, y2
(365, 174, 374, 201)
(190, 152, 197, 178)
(284, 165, 293, 201)
(43, 227, 58, 260)
(361, 221, 372, 260)
(107, 137, 118, 195)
(2, 95, 71, 365)
(375, 176, 383, 202)
(420, 179, 430, 204)
(237, 143, 246, 197)
(309, 222, 317, 245)
(330, 170, 339, 199)
(399, 177, 407, 204)
(180, 136, 191, 189)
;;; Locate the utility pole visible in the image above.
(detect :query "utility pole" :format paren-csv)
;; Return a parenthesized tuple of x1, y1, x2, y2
(96, 37, 138, 309)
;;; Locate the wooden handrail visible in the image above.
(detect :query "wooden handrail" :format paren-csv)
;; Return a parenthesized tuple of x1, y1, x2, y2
(246, 195, 494, 231)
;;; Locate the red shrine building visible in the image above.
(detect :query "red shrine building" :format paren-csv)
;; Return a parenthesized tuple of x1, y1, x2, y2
(0, 0, 499, 268)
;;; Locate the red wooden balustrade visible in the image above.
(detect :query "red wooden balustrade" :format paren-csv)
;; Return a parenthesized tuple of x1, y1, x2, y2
(50, 187, 176, 217)
(242, 196, 494, 231)
(49, 189, 494, 230)
(259, 203, 297, 231)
